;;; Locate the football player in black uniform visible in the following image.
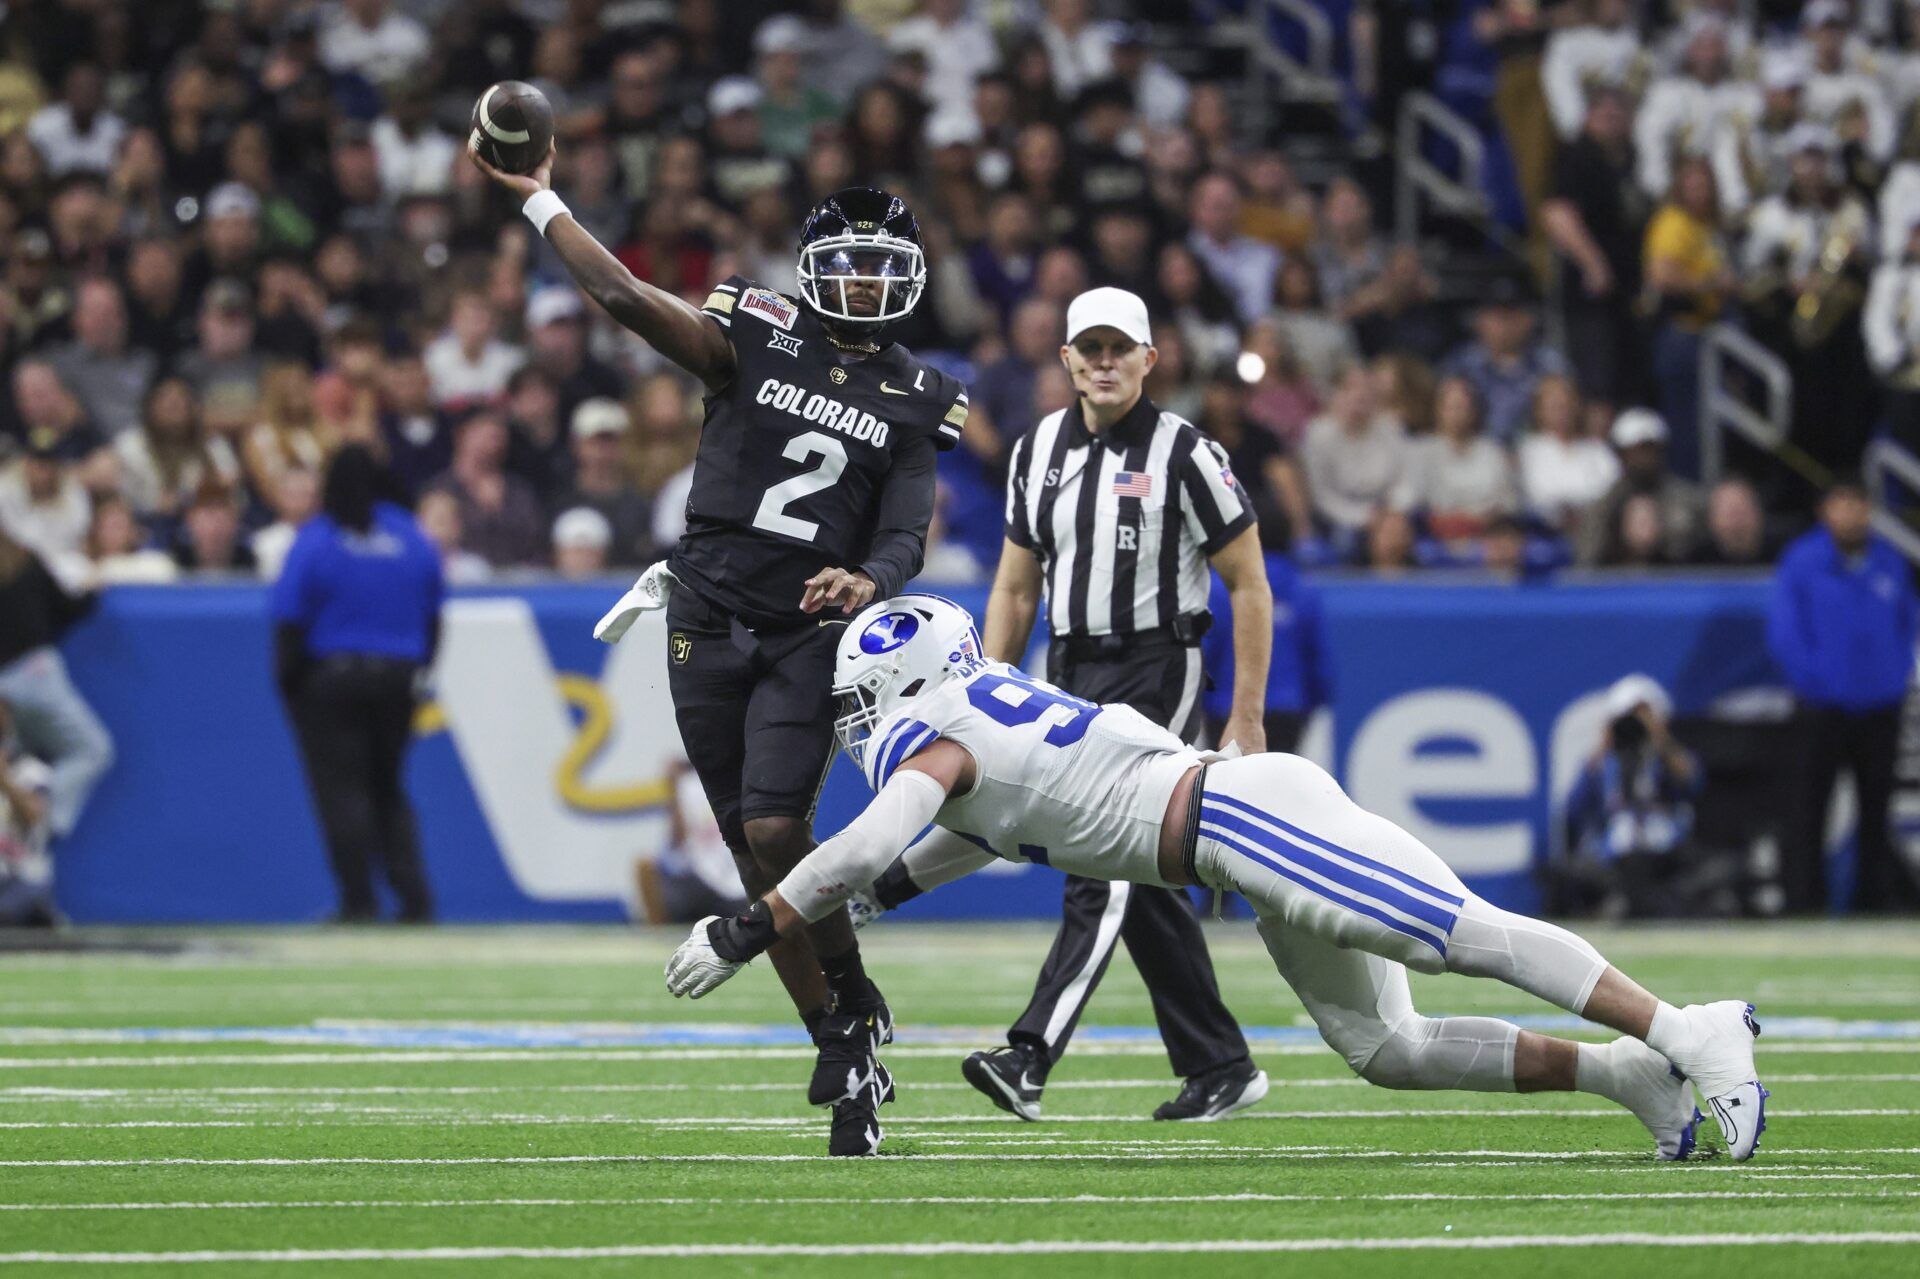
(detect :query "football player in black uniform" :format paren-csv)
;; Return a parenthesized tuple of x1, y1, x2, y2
(473, 140, 965, 1155)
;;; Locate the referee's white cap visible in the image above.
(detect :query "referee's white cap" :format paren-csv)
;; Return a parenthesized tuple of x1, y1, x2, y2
(1066, 286, 1152, 346)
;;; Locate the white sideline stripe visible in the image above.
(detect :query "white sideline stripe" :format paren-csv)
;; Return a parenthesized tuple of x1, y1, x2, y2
(6, 1234, 1920, 1262)
(5, 1190, 1918, 1213)
(6, 1148, 1912, 1168)
(0, 1106, 1908, 1130)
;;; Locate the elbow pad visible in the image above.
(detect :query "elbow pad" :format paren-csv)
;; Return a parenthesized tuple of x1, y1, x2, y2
(778, 769, 948, 923)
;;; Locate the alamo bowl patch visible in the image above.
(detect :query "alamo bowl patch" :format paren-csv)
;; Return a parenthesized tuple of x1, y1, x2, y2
(739, 288, 798, 330)
(669, 632, 692, 664)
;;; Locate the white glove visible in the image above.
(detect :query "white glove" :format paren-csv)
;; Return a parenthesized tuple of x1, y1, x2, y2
(664, 916, 746, 998)
(846, 888, 886, 933)
(594, 561, 678, 644)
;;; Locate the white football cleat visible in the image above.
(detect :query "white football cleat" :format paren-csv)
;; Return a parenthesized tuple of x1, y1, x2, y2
(1663, 1001, 1768, 1160)
(1614, 1038, 1705, 1160)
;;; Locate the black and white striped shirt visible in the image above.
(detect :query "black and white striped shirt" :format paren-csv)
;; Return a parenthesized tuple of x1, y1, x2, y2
(1004, 395, 1254, 638)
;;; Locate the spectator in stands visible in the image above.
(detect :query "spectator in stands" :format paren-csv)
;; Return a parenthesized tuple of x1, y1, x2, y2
(318, 0, 430, 88)
(523, 287, 624, 427)
(244, 364, 331, 502)
(86, 496, 177, 585)
(969, 296, 1061, 459)
(1365, 506, 1418, 576)
(1202, 546, 1331, 755)
(1597, 492, 1678, 568)
(1715, 48, 1811, 218)
(553, 399, 652, 569)
(1351, 244, 1451, 363)
(25, 63, 125, 179)
(0, 431, 92, 583)
(1867, 209, 1920, 453)
(793, 0, 889, 108)
(1802, 1, 1895, 166)
(45, 277, 153, 438)
(1635, 15, 1759, 199)
(115, 376, 208, 522)
(426, 412, 544, 569)
(10, 361, 105, 465)
(274, 444, 440, 925)
(1769, 477, 1920, 913)
(1543, 85, 1648, 422)
(0, 528, 111, 859)
(752, 17, 838, 162)
(1110, 24, 1188, 129)
(1239, 321, 1324, 447)
(890, 1, 1000, 122)
(1269, 257, 1358, 398)
(1644, 156, 1735, 478)
(1395, 375, 1520, 549)
(969, 194, 1041, 331)
(243, 459, 312, 575)
(123, 237, 192, 362)
(173, 480, 253, 574)
(1302, 363, 1409, 554)
(1156, 240, 1241, 377)
(1440, 276, 1570, 446)
(1691, 475, 1775, 567)
(1197, 370, 1311, 551)
(1038, 0, 1116, 100)
(1370, 353, 1436, 437)
(1520, 374, 1619, 535)
(423, 288, 523, 413)
(1580, 409, 1704, 566)
(1743, 125, 1876, 476)
(551, 506, 613, 580)
(415, 489, 489, 585)
(178, 280, 266, 413)
(1311, 178, 1387, 325)
(1559, 674, 1707, 919)
(1239, 151, 1316, 259)
(1187, 171, 1280, 326)
(1542, 0, 1643, 142)
(189, 184, 265, 306)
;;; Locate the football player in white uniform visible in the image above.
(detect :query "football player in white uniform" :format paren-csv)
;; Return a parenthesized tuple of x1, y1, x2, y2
(667, 595, 1769, 1160)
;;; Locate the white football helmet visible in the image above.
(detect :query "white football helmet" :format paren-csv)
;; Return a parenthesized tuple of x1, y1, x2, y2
(833, 594, 983, 770)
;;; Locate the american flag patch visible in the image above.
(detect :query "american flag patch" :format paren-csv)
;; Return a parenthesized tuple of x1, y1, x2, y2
(1112, 471, 1154, 498)
(1221, 467, 1236, 488)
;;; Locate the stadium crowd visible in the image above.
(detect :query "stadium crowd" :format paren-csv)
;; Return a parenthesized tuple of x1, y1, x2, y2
(2, 0, 1918, 589)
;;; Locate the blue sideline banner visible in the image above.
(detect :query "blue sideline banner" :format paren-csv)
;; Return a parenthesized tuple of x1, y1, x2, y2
(52, 577, 1777, 923)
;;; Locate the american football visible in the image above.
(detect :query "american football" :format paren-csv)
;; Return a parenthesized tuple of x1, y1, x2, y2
(468, 79, 552, 175)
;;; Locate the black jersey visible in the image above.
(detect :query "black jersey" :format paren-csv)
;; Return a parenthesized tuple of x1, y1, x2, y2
(667, 275, 967, 631)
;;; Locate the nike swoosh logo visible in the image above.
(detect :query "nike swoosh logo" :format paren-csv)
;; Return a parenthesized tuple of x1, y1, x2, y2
(879, 381, 909, 395)
(1019, 1072, 1039, 1092)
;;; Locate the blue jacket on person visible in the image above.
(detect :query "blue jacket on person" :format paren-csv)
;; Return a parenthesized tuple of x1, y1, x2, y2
(1201, 551, 1333, 721)
(270, 502, 446, 664)
(1768, 527, 1917, 713)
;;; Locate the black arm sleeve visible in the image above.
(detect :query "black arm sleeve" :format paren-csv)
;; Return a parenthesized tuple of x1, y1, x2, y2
(857, 432, 937, 599)
(274, 622, 313, 699)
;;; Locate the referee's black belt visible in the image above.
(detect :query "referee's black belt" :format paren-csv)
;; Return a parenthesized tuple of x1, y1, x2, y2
(1050, 613, 1211, 664)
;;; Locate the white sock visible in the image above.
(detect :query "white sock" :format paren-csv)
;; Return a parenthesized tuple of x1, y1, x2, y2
(1643, 1002, 1689, 1059)
(1573, 1038, 1638, 1107)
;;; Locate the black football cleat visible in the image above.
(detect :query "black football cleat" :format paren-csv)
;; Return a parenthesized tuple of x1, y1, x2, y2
(828, 1061, 892, 1157)
(1153, 1060, 1269, 1121)
(808, 1010, 880, 1107)
(961, 1043, 1045, 1121)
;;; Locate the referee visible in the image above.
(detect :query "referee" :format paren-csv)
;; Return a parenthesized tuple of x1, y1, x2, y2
(963, 286, 1275, 1120)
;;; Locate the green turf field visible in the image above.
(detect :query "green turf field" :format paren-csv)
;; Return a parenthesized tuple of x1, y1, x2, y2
(0, 920, 1916, 1276)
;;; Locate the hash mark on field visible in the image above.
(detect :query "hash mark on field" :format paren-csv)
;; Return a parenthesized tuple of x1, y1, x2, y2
(5, 1190, 1919, 1213)
(7, 1234, 1920, 1262)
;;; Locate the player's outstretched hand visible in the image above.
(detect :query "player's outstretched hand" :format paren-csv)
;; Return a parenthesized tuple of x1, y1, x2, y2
(800, 567, 876, 615)
(468, 137, 556, 203)
(664, 917, 745, 999)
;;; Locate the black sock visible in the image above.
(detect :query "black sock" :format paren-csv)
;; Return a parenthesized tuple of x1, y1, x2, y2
(802, 1004, 830, 1037)
(819, 945, 879, 1011)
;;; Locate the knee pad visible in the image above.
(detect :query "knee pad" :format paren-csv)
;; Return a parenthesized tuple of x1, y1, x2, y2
(1352, 1015, 1432, 1090)
(1354, 1012, 1518, 1092)
(1447, 894, 1607, 1013)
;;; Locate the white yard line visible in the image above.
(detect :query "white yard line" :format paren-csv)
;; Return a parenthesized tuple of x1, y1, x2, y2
(5, 1234, 1920, 1263)
(4, 1148, 1914, 1168)
(0, 1106, 1907, 1130)
(3, 1190, 1917, 1213)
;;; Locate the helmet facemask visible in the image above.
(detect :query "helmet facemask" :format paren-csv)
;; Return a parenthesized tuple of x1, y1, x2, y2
(797, 234, 926, 329)
(832, 658, 902, 771)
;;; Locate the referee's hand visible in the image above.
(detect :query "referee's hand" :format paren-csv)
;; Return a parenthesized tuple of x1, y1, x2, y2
(800, 568, 875, 615)
(1220, 711, 1267, 756)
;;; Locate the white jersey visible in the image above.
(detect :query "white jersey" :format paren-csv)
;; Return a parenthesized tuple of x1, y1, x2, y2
(861, 662, 1202, 884)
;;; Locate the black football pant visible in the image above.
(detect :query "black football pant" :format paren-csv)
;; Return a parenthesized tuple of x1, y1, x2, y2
(1788, 703, 1918, 913)
(1006, 641, 1252, 1080)
(288, 657, 432, 921)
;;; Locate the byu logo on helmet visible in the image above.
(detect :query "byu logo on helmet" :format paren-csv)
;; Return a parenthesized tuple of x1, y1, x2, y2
(859, 612, 920, 654)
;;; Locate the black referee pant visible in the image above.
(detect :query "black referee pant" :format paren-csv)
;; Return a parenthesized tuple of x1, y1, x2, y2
(1004, 637, 1251, 1080)
(288, 655, 433, 923)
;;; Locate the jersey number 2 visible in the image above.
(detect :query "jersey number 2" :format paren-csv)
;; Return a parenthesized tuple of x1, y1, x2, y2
(966, 672, 1100, 747)
(752, 431, 847, 542)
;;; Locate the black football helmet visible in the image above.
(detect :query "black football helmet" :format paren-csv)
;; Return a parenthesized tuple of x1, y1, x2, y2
(796, 187, 926, 333)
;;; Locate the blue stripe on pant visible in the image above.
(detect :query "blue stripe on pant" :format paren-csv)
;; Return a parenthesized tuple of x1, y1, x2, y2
(1199, 803, 1456, 959)
(1205, 792, 1465, 907)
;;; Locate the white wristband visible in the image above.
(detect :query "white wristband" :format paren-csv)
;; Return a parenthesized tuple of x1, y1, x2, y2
(522, 190, 569, 237)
